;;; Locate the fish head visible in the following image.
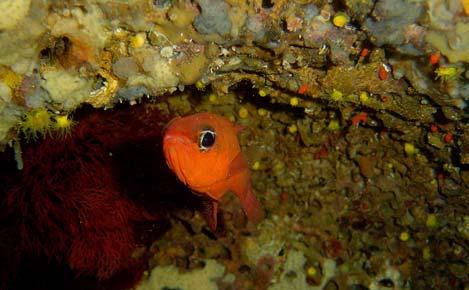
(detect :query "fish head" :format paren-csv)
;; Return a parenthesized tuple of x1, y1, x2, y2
(163, 112, 240, 196)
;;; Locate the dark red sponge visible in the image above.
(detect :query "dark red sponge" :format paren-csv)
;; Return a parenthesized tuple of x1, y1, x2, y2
(4, 104, 169, 280)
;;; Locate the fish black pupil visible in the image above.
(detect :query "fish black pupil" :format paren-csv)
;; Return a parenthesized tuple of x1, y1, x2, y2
(200, 130, 215, 150)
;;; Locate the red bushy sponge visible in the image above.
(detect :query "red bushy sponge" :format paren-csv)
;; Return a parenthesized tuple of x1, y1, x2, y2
(5, 105, 167, 279)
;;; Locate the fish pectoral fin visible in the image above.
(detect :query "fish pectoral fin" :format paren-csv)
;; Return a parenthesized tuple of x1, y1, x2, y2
(200, 198, 219, 231)
(227, 153, 264, 224)
(227, 152, 249, 179)
(239, 188, 264, 225)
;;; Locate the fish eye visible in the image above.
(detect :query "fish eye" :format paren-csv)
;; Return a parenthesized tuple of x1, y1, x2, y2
(199, 129, 216, 151)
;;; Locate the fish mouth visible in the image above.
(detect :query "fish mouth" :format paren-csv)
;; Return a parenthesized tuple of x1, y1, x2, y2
(163, 133, 190, 146)
(163, 135, 191, 185)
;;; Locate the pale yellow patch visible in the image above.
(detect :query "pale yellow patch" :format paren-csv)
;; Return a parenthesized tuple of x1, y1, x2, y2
(238, 107, 248, 118)
(290, 97, 299, 106)
(399, 231, 410, 242)
(333, 13, 349, 27)
(257, 108, 268, 117)
(330, 89, 343, 102)
(130, 33, 146, 48)
(288, 124, 298, 134)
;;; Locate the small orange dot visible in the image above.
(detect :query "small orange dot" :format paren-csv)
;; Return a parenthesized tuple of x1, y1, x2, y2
(298, 83, 308, 95)
(429, 52, 440, 65)
(360, 47, 370, 58)
(443, 132, 453, 143)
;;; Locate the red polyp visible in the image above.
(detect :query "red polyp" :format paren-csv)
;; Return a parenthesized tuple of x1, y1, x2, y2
(351, 112, 368, 127)
(360, 47, 370, 58)
(443, 132, 453, 143)
(298, 83, 308, 95)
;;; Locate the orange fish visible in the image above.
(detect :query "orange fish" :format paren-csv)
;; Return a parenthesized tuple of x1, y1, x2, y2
(163, 112, 264, 230)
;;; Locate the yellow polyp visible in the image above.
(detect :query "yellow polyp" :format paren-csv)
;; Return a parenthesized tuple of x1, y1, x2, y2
(422, 247, 431, 260)
(208, 93, 218, 103)
(238, 107, 249, 118)
(330, 89, 343, 101)
(257, 108, 268, 117)
(53, 114, 75, 137)
(288, 124, 298, 134)
(195, 80, 205, 90)
(258, 89, 267, 97)
(333, 13, 349, 28)
(404, 143, 417, 156)
(290, 97, 299, 106)
(251, 161, 261, 170)
(435, 66, 462, 81)
(399, 231, 410, 242)
(55, 115, 70, 128)
(327, 119, 340, 131)
(21, 108, 53, 139)
(306, 266, 317, 278)
(130, 33, 146, 48)
(426, 214, 438, 229)
(359, 91, 369, 103)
